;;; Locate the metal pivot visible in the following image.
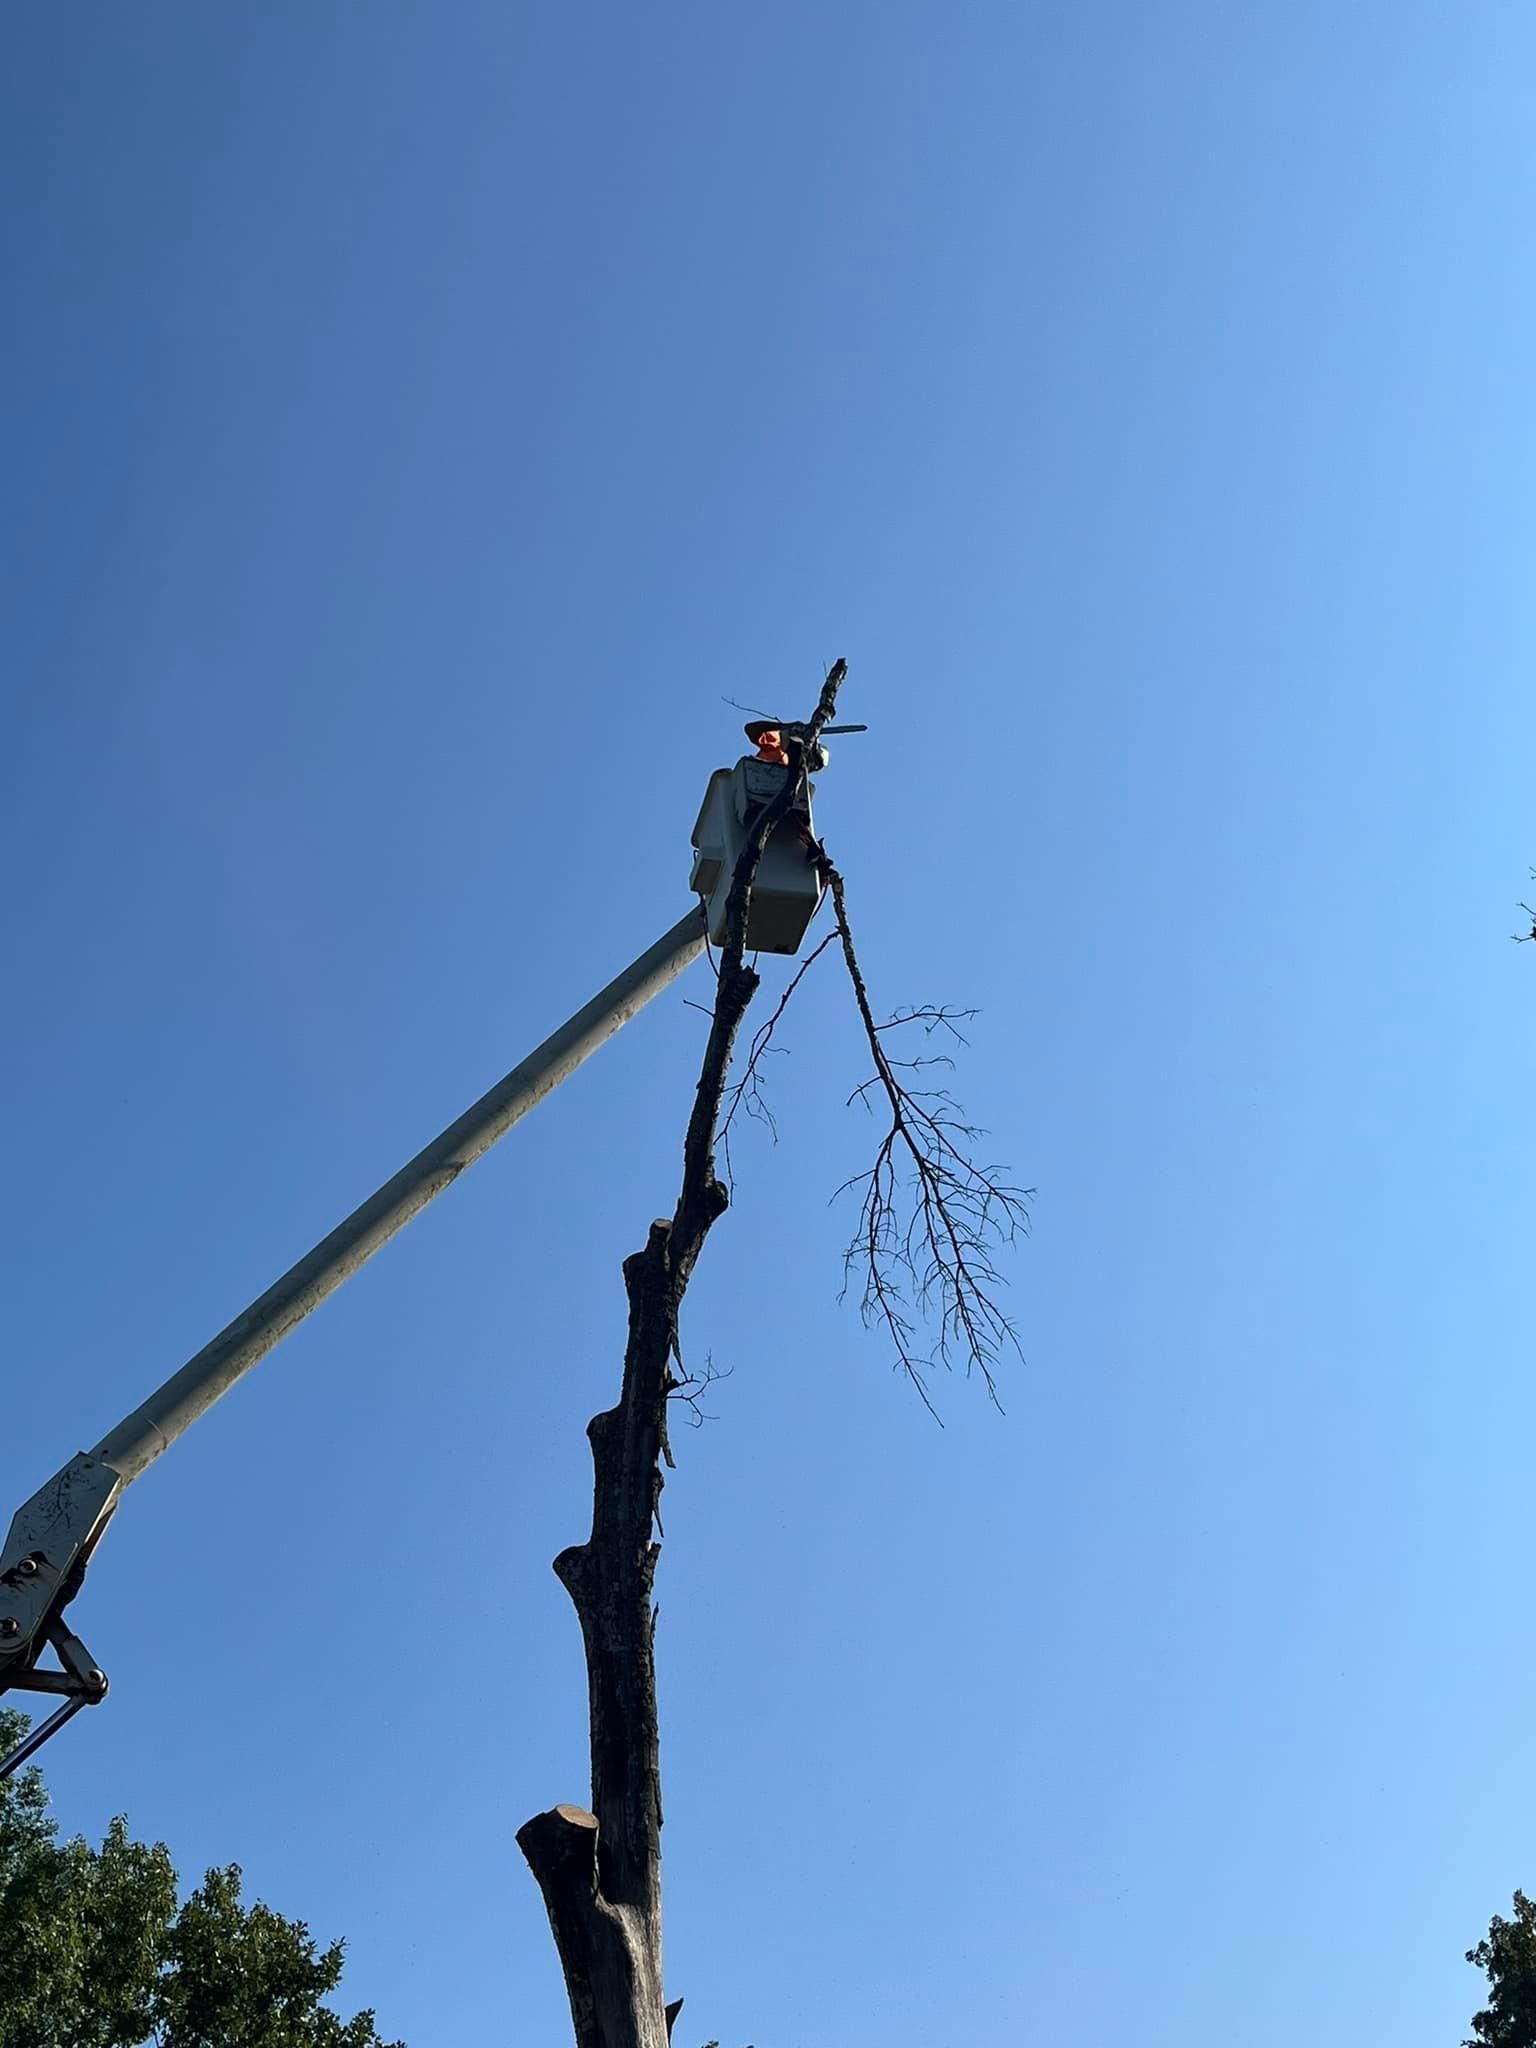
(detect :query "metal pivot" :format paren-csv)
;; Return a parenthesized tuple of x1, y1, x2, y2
(0, 1620, 109, 1783)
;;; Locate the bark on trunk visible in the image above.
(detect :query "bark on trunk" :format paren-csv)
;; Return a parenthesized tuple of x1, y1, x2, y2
(516, 1217, 696, 2048)
(519, 664, 846, 2048)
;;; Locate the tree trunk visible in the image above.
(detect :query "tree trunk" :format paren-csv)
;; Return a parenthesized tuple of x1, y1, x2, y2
(517, 1218, 701, 2048)
(519, 664, 846, 2047)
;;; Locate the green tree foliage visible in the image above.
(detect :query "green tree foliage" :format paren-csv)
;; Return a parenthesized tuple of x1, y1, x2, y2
(0, 1709, 401, 2048)
(1467, 1892, 1536, 2048)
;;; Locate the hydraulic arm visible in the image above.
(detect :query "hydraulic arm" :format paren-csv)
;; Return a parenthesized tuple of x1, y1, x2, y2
(0, 907, 707, 1777)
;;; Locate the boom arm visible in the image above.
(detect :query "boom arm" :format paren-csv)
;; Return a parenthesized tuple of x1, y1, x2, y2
(0, 906, 707, 1776)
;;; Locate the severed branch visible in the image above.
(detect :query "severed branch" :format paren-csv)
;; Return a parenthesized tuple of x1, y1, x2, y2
(517, 660, 847, 2048)
(819, 864, 1029, 1418)
(708, 838, 1031, 1419)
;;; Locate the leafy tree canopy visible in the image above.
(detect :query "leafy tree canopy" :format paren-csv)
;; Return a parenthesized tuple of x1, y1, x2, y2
(1468, 1892, 1536, 2048)
(0, 1708, 401, 2048)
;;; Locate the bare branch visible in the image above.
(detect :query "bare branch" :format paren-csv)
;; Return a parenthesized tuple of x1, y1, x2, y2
(666, 1353, 734, 1429)
(717, 926, 838, 1183)
(1513, 872, 1536, 943)
(816, 862, 1029, 1416)
(872, 1005, 978, 1040)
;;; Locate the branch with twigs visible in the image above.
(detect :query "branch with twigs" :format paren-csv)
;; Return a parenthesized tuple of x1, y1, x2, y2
(706, 817, 1029, 1417)
(819, 863, 1030, 1418)
(666, 1353, 734, 1430)
(716, 926, 838, 1179)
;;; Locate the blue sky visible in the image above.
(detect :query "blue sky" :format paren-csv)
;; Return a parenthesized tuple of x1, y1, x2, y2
(4, 4, 1535, 2042)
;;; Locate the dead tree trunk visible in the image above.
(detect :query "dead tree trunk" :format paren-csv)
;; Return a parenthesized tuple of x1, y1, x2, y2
(518, 662, 847, 2048)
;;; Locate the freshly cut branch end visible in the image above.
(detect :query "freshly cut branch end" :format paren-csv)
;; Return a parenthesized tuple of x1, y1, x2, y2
(517, 1803, 599, 1872)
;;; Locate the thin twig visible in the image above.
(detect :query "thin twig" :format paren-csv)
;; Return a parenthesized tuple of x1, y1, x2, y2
(666, 1354, 734, 1428)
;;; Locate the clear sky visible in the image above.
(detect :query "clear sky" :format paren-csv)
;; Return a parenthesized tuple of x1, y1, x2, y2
(3, 4, 1534, 2043)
